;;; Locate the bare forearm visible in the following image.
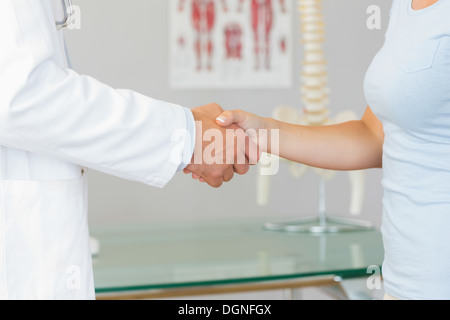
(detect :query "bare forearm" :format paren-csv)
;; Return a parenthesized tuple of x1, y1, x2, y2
(215, 107, 384, 171)
(265, 118, 383, 171)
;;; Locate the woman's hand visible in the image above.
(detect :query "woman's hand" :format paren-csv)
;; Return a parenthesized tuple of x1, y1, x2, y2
(215, 109, 267, 133)
(183, 109, 264, 183)
(216, 110, 271, 156)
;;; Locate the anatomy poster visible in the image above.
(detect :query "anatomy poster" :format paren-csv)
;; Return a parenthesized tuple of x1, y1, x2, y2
(169, 0, 293, 89)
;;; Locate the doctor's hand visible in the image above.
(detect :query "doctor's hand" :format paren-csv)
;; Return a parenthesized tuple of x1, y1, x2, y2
(184, 104, 259, 188)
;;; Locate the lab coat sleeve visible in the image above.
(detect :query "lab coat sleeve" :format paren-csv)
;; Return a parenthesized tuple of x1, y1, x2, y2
(0, 0, 195, 188)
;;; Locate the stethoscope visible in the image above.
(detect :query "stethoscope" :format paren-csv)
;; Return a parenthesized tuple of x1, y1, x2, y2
(55, 0, 74, 30)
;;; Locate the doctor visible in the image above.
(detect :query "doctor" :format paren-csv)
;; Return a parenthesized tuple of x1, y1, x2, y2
(0, 0, 253, 300)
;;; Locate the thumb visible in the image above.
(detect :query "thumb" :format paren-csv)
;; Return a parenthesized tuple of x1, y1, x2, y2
(215, 110, 248, 127)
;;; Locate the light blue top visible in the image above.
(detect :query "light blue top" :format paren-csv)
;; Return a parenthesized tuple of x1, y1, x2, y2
(364, 0, 450, 299)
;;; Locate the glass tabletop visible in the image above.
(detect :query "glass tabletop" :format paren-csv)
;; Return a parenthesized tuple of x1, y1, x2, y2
(91, 219, 384, 294)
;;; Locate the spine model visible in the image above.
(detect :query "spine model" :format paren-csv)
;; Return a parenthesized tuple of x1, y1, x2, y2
(258, 0, 367, 219)
(298, 0, 330, 126)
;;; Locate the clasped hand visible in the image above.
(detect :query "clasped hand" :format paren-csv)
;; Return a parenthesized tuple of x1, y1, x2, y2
(184, 103, 259, 188)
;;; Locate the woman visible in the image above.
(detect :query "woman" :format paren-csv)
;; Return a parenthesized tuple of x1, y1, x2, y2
(215, 0, 450, 300)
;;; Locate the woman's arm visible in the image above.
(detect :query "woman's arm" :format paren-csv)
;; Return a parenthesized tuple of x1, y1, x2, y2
(216, 106, 384, 171)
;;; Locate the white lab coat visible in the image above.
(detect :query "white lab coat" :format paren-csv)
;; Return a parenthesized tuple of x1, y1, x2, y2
(0, 0, 193, 299)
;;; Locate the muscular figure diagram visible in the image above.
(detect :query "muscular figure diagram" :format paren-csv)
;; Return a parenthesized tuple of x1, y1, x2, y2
(224, 23, 243, 60)
(239, 0, 286, 70)
(179, 0, 228, 71)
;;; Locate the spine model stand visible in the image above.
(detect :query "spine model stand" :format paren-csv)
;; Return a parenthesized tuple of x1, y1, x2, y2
(259, 0, 372, 233)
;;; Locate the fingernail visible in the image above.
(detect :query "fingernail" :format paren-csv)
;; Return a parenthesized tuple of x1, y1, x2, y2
(216, 116, 227, 123)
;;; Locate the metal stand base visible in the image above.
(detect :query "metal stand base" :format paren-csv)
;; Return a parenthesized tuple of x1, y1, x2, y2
(265, 178, 374, 234)
(264, 216, 374, 234)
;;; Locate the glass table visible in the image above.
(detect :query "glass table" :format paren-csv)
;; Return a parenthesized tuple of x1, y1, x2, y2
(91, 219, 384, 300)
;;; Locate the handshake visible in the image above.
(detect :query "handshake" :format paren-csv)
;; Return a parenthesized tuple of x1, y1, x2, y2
(182, 103, 264, 188)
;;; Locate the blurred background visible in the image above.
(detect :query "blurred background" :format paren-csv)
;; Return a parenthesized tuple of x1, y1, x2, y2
(64, 0, 390, 230)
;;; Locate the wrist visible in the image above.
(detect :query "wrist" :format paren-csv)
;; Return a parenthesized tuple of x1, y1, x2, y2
(260, 118, 280, 155)
(262, 117, 277, 131)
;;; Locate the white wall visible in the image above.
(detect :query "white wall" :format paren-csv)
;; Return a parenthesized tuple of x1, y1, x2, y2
(64, 0, 390, 229)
